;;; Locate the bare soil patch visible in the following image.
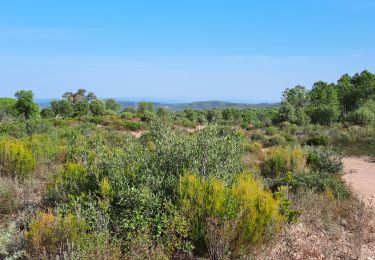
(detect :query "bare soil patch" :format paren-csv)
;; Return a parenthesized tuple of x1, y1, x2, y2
(343, 157, 375, 207)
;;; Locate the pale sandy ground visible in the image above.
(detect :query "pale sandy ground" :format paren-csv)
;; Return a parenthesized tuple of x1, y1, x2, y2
(343, 157, 375, 207)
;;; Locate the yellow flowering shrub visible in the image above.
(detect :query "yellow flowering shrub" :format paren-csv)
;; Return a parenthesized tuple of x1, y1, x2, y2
(179, 173, 282, 249)
(0, 139, 36, 179)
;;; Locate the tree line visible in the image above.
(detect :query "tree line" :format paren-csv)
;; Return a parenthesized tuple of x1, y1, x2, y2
(277, 70, 375, 125)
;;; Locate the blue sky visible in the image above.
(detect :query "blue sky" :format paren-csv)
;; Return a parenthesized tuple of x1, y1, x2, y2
(1, 0, 374, 102)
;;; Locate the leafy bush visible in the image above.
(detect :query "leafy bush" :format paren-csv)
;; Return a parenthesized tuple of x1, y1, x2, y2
(25, 119, 54, 135)
(44, 163, 90, 206)
(305, 134, 328, 146)
(0, 139, 36, 179)
(274, 186, 301, 223)
(25, 211, 86, 258)
(179, 173, 282, 254)
(73, 232, 122, 260)
(262, 134, 286, 147)
(306, 149, 343, 174)
(24, 134, 62, 163)
(269, 172, 351, 200)
(260, 147, 306, 178)
(0, 122, 26, 138)
(245, 141, 262, 154)
(347, 100, 375, 126)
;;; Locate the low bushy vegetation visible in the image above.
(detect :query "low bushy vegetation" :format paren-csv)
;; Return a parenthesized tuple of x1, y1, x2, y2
(0, 70, 374, 258)
(0, 139, 36, 179)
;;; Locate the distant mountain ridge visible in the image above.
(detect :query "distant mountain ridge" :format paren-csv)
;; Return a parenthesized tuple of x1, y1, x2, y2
(146, 101, 279, 111)
(36, 99, 279, 111)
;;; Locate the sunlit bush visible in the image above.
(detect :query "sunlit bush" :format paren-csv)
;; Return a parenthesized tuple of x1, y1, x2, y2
(179, 173, 282, 253)
(23, 134, 62, 163)
(260, 147, 306, 178)
(44, 163, 90, 206)
(245, 141, 262, 154)
(25, 211, 86, 257)
(73, 232, 122, 260)
(0, 139, 36, 179)
(306, 149, 343, 174)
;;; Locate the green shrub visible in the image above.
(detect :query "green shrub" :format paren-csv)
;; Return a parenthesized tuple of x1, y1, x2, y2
(74, 232, 122, 259)
(306, 149, 343, 174)
(44, 163, 90, 206)
(123, 121, 144, 131)
(260, 147, 306, 178)
(179, 173, 282, 253)
(347, 100, 375, 126)
(0, 122, 26, 138)
(245, 141, 262, 154)
(0, 139, 36, 179)
(305, 134, 328, 146)
(25, 118, 54, 135)
(263, 134, 286, 147)
(25, 211, 86, 257)
(269, 172, 351, 200)
(40, 107, 55, 119)
(121, 111, 135, 120)
(24, 134, 62, 162)
(265, 126, 278, 135)
(274, 186, 301, 223)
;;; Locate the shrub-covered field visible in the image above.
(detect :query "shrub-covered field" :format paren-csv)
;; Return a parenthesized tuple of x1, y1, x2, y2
(1, 70, 375, 259)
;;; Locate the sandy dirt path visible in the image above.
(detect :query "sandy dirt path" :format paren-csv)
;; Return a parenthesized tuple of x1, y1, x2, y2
(343, 157, 375, 206)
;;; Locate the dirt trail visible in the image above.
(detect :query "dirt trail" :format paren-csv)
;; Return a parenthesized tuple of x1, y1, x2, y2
(343, 157, 375, 206)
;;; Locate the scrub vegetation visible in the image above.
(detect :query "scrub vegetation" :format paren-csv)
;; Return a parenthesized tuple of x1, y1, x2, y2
(0, 70, 374, 259)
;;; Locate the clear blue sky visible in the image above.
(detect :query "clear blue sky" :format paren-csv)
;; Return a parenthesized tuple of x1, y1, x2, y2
(1, 0, 374, 102)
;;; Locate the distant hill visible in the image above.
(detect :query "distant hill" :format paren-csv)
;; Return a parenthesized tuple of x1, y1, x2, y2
(148, 101, 279, 111)
(36, 99, 279, 111)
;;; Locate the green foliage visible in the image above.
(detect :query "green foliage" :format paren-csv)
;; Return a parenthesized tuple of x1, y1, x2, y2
(270, 172, 351, 200)
(104, 98, 121, 112)
(137, 101, 154, 114)
(305, 134, 328, 146)
(45, 163, 91, 207)
(90, 99, 107, 116)
(25, 211, 86, 257)
(260, 147, 306, 178)
(0, 98, 17, 121)
(347, 100, 375, 126)
(147, 122, 244, 190)
(307, 81, 341, 125)
(63, 89, 96, 103)
(51, 99, 74, 118)
(274, 186, 301, 223)
(278, 70, 375, 126)
(341, 70, 375, 112)
(25, 118, 54, 135)
(277, 86, 310, 125)
(73, 100, 90, 117)
(0, 122, 26, 138)
(0, 139, 36, 179)
(40, 107, 55, 119)
(179, 173, 282, 252)
(306, 149, 343, 175)
(73, 232, 122, 259)
(24, 134, 62, 162)
(14, 90, 39, 119)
